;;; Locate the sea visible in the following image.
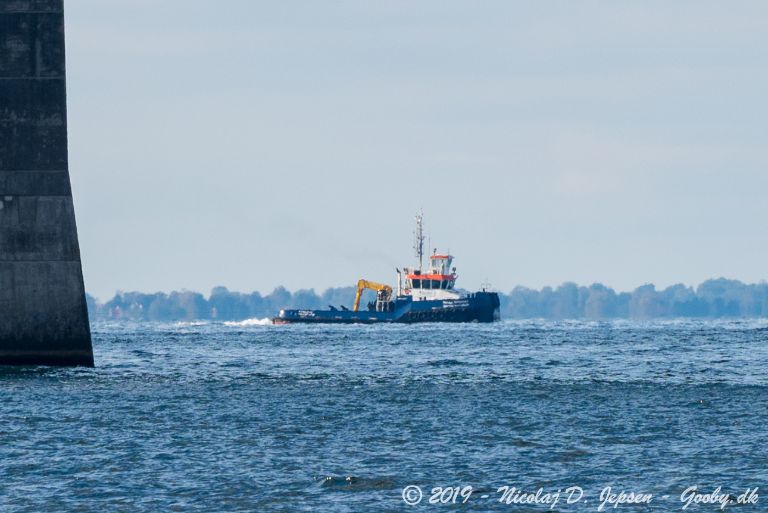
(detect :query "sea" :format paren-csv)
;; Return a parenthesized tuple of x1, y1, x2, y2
(1, 320, 767, 512)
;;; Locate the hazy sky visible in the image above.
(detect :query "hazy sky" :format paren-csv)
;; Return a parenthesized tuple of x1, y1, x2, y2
(64, 1, 768, 300)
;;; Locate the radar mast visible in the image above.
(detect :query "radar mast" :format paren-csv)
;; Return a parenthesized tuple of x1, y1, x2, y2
(413, 211, 425, 271)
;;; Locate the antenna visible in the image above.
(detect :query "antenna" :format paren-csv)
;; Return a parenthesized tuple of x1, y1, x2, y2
(413, 211, 425, 271)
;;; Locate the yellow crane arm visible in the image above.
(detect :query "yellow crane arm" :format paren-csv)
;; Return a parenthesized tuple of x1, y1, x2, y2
(352, 279, 393, 312)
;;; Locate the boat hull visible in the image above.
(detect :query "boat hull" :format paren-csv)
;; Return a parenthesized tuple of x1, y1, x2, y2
(273, 292, 500, 324)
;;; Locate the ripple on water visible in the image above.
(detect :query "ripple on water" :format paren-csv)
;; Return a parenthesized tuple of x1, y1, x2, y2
(1, 320, 767, 512)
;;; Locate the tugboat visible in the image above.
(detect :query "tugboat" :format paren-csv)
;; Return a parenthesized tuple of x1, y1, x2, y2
(272, 213, 500, 324)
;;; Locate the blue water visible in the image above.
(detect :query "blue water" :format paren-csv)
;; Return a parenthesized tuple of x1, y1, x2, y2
(2, 320, 767, 512)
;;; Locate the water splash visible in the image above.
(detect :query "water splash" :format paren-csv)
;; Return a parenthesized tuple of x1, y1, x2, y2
(223, 317, 273, 326)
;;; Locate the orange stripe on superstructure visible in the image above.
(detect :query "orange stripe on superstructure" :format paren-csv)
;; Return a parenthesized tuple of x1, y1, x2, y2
(406, 274, 456, 280)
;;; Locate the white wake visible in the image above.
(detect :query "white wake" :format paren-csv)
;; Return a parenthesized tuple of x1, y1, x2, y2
(223, 317, 273, 327)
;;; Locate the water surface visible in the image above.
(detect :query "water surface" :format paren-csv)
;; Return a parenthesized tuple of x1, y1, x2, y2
(2, 320, 767, 512)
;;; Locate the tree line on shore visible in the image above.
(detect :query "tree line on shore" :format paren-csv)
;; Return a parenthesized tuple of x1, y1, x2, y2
(86, 278, 768, 322)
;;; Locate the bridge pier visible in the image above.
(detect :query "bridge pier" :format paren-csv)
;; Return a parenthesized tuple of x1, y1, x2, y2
(0, 0, 93, 366)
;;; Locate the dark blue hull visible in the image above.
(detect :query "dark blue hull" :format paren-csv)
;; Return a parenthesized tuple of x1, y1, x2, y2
(274, 292, 500, 324)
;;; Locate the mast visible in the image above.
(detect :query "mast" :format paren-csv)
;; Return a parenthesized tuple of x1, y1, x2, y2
(413, 211, 425, 271)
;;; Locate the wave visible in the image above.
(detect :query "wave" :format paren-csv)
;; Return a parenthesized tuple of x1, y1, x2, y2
(223, 317, 273, 327)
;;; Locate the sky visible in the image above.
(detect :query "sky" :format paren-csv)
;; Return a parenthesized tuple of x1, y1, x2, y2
(63, 1, 768, 301)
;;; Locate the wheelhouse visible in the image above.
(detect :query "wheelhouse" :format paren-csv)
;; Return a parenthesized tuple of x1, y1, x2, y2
(406, 254, 456, 290)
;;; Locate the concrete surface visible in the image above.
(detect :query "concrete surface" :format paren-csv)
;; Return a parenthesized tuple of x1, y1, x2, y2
(0, 0, 93, 366)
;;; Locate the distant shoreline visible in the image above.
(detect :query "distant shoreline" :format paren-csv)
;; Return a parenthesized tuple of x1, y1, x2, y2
(87, 278, 768, 322)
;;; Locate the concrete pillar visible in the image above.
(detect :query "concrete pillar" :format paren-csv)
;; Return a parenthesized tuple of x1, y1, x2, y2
(0, 0, 93, 366)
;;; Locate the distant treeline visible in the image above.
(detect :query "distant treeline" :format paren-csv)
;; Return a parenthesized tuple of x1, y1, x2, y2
(87, 278, 768, 322)
(87, 286, 362, 322)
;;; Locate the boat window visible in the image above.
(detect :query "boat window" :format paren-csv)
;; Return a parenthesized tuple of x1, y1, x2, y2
(412, 279, 421, 289)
